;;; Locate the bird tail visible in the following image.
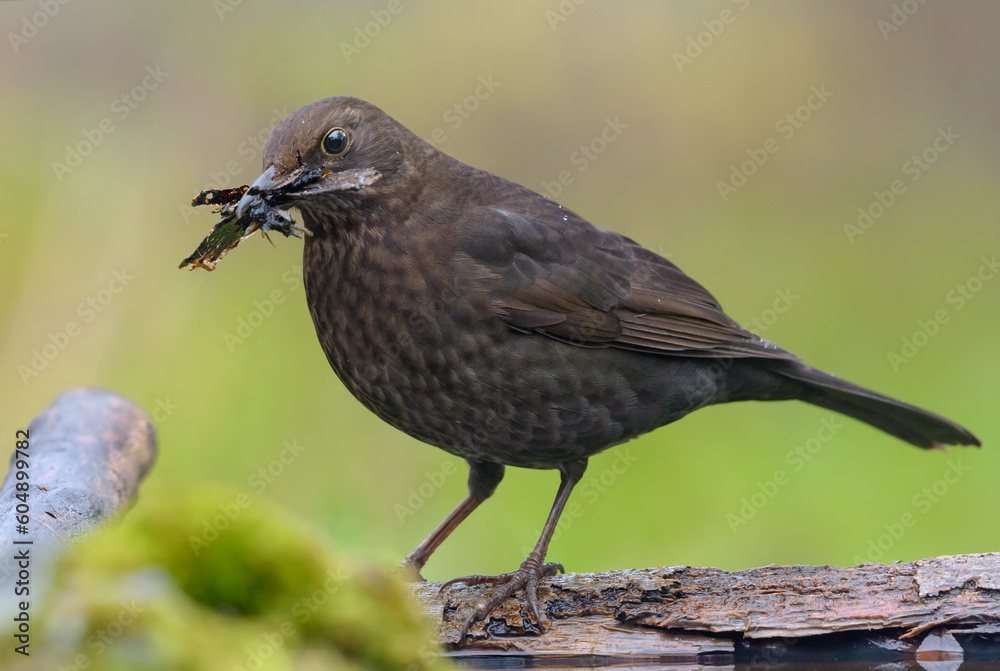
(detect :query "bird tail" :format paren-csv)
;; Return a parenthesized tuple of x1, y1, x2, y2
(770, 362, 980, 449)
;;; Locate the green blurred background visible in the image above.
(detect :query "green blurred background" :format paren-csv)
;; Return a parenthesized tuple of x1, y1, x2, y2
(2, 1, 997, 580)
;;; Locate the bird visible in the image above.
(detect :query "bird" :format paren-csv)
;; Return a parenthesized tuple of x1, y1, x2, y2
(226, 96, 980, 642)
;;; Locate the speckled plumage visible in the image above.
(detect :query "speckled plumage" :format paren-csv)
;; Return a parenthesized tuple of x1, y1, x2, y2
(237, 96, 979, 640)
(298, 172, 733, 469)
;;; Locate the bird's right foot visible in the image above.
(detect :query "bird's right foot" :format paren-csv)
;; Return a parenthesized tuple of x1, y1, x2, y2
(440, 554, 563, 644)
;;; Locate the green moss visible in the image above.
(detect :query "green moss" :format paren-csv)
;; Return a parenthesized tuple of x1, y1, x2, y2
(3, 489, 447, 671)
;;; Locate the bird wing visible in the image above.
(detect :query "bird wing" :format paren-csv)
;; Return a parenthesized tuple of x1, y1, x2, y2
(458, 201, 797, 361)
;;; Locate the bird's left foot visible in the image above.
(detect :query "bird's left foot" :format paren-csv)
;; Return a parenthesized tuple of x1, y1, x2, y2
(441, 554, 564, 643)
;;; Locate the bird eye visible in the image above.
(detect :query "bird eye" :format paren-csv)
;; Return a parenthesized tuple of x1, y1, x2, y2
(322, 127, 351, 157)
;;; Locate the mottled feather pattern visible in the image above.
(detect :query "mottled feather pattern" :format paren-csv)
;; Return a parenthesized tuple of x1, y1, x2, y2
(298, 164, 729, 467)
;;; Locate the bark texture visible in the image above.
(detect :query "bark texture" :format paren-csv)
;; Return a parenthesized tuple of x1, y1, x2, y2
(414, 554, 1000, 664)
(0, 388, 157, 614)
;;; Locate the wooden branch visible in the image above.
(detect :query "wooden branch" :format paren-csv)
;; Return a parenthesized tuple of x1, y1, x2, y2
(0, 388, 157, 615)
(414, 553, 1000, 664)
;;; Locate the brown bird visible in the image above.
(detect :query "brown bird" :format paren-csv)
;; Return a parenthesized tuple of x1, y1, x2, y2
(226, 96, 979, 642)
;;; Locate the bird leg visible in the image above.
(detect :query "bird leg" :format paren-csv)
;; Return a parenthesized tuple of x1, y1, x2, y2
(399, 494, 483, 580)
(442, 461, 586, 644)
(399, 460, 505, 581)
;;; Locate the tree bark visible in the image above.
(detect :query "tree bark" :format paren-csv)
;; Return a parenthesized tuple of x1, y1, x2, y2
(414, 554, 1000, 664)
(0, 388, 157, 620)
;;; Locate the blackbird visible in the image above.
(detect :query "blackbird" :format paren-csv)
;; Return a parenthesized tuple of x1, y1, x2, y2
(230, 96, 979, 641)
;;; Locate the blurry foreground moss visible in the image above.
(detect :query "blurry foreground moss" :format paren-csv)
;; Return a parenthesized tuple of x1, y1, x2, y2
(3, 489, 448, 671)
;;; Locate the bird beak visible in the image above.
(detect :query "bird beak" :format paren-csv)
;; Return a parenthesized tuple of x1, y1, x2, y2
(236, 164, 382, 218)
(236, 166, 291, 219)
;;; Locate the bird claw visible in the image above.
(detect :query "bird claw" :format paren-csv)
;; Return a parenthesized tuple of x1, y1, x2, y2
(396, 557, 427, 583)
(443, 559, 564, 644)
(439, 570, 517, 593)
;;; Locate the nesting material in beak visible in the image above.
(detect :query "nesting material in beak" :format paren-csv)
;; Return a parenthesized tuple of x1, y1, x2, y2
(179, 165, 381, 271)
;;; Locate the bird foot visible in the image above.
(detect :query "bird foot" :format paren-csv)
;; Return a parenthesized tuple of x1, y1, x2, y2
(396, 556, 427, 582)
(441, 557, 564, 644)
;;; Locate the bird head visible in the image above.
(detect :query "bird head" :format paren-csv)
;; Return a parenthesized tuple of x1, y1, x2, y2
(236, 96, 421, 231)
